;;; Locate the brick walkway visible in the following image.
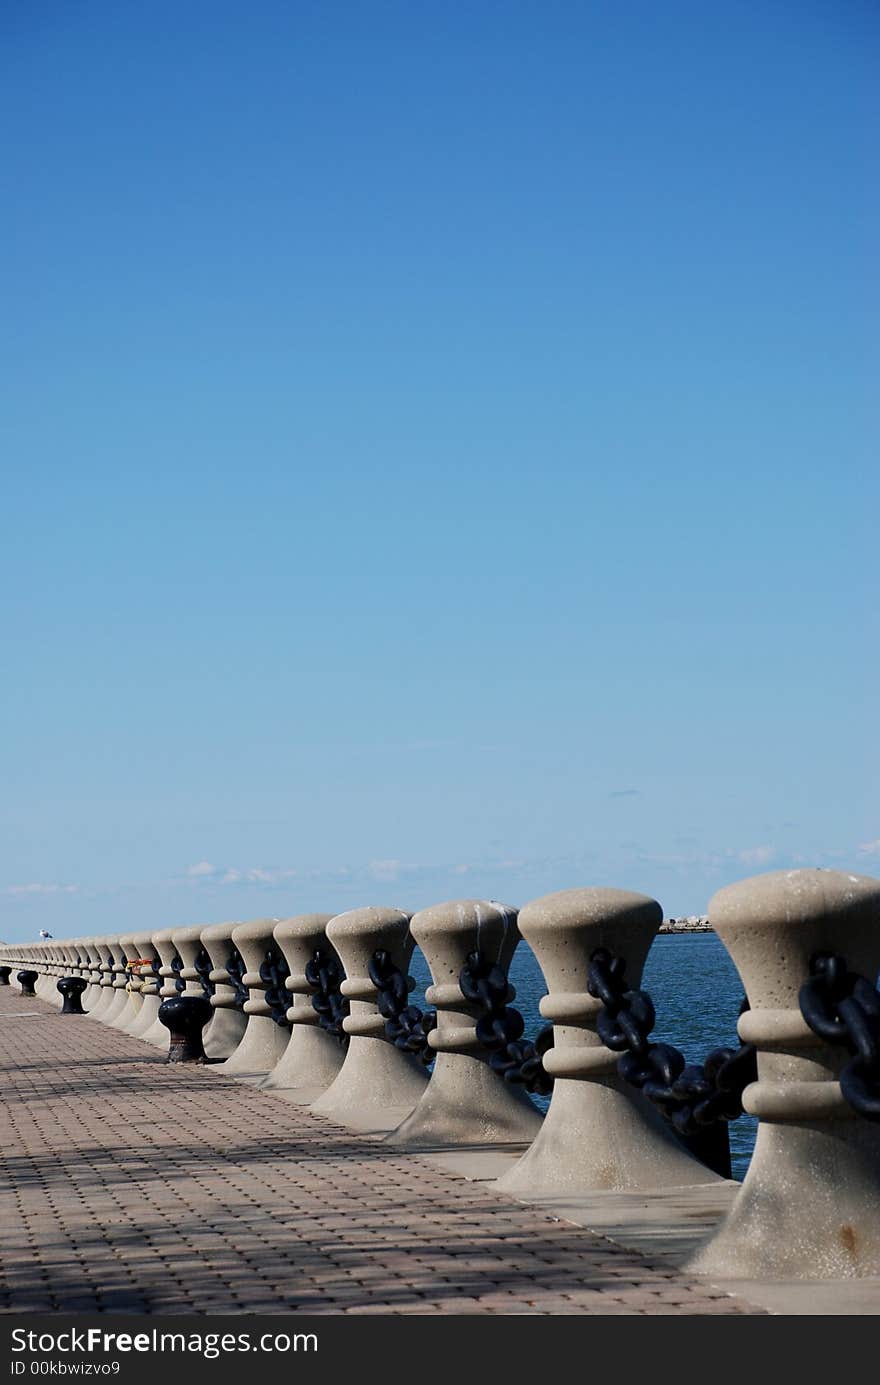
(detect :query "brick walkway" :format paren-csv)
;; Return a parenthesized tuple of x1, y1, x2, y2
(0, 987, 761, 1315)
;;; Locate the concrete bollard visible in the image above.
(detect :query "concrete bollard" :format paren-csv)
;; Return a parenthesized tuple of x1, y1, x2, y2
(688, 868, 880, 1279)
(310, 907, 429, 1132)
(262, 914, 346, 1102)
(17, 970, 38, 997)
(105, 934, 143, 1030)
(102, 938, 134, 1026)
(199, 923, 248, 1061)
(124, 934, 163, 1039)
(57, 976, 88, 1014)
(80, 941, 106, 1013)
(388, 899, 544, 1147)
(219, 920, 290, 1078)
(0, 967, 11, 985)
(34, 948, 55, 1003)
(138, 929, 183, 1046)
(158, 994, 213, 1063)
(496, 888, 721, 1196)
(89, 940, 119, 1021)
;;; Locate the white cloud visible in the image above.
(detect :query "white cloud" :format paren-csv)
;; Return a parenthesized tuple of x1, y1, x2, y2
(187, 861, 217, 878)
(369, 859, 405, 882)
(3, 883, 79, 897)
(737, 846, 776, 867)
(858, 839, 880, 856)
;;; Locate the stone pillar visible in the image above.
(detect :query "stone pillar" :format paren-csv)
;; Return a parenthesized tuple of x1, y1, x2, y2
(219, 920, 290, 1078)
(89, 941, 119, 1020)
(102, 937, 134, 1026)
(262, 914, 346, 1102)
(81, 941, 106, 1012)
(310, 907, 429, 1132)
(124, 934, 163, 1039)
(688, 868, 880, 1279)
(33, 948, 54, 1002)
(388, 899, 544, 1147)
(139, 929, 182, 1046)
(496, 888, 720, 1196)
(199, 922, 248, 1061)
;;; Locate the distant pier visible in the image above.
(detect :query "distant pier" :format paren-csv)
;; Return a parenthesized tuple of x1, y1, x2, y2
(659, 916, 712, 933)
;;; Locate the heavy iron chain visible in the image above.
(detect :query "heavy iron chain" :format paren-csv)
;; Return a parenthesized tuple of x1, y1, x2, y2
(194, 947, 216, 999)
(305, 948, 350, 1044)
(459, 951, 554, 1097)
(225, 947, 248, 1009)
(799, 953, 880, 1121)
(369, 950, 437, 1066)
(587, 948, 757, 1142)
(259, 946, 292, 1027)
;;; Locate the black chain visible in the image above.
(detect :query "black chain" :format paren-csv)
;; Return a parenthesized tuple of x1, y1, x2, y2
(225, 947, 248, 1009)
(369, 950, 436, 1065)
(194, 947, 215, 999)
(305, 948, 350, 1044)
(799, 953, 880, 1121)
(459, 951, 554, 1096)
(588, 948, 756, 1171)
(259, 946, 292, 1027)
(170, 953, 185, 994)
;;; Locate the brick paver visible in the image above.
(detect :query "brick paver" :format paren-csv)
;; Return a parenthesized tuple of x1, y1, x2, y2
(0, 987, 762, 1314)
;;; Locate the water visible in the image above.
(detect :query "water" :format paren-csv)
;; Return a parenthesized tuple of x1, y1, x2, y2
(409, 931, 757, 1181)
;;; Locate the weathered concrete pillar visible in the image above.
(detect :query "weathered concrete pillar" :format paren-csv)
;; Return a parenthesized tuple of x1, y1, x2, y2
(33, 948, 54, 1002)
(496, 888, 720, 1196)
(219, 920, 290, 1077)
(122, 934, 162, 1038)
(388, 899, 544, 1147)
(139, 929, 182, 1046)
(199, 922, 248, 1061)
(17, 970, 38, 997)
(311, 907, 429, 1132)
(81, 941, 106, 1012)
(104, 934, 141, 1030)
(262, 914, 346, 1102)
(688, 869, 880, 1279)
(102, 937, 134, 1026)
(171, 925, 212, 998)
(89, 941, 119, 1019)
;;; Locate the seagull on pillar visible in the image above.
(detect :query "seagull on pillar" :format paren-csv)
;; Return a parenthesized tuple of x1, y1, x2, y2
(39, 929, 53, 939)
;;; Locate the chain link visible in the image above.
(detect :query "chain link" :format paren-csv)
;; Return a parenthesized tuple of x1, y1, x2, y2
(369, 950, 436, 1065)
(799, 953, 880, 1120)
(305, 948, 350, 1044)
(459, 951, 554, 1096)
(588, 947, 757, 1145)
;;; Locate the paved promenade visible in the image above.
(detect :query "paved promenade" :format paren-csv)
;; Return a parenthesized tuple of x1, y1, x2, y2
(0, 987, 761, 1316)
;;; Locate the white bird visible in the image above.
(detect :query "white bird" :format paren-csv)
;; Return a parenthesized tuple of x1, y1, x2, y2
(39, 929, 53, 939)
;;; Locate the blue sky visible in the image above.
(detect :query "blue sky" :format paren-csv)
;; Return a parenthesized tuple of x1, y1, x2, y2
(2, 1, 877, 941)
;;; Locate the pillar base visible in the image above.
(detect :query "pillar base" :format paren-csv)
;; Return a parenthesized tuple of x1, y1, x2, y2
(497, 1077, 721, 1196)
(310, 1035, 428, 1132)
(387, 1053, 543, 1147)
(688, 1118, 880, 1279)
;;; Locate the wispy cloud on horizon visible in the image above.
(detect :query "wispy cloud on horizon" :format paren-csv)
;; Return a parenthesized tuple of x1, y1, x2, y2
(2, 883, 79, 897)
(609, 789, 641, 799)
(858, 839, 880, 856)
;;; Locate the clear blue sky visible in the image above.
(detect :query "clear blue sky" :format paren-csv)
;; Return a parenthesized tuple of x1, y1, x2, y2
(2, 1, 877, 942)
